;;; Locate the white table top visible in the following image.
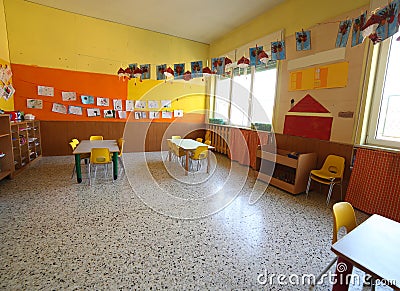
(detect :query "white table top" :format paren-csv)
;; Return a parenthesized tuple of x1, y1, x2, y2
(331, 214, 400, 289)
(168, 138, 214, 150)
(73, 140, 119, 154)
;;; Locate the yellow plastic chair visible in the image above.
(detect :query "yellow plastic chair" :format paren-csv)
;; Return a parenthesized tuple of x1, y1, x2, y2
(204, 140, 211, 146)
(69, 141, 89, 179)
(306, 155, 345, 205)
(89, 148, 112, 185)
(90, 135, 104, 140)
(71, 138, 80, 145)
(312, 202, 357, 285)
(116, 138, 125, 174)
(172, 143, 186, 165)
(189, 145, 208, 171)
(171, 135, 181, 139)
(196, 137, 203, 143)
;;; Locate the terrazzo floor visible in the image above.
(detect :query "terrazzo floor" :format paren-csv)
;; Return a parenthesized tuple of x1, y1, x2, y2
(0, 152, 390, 290)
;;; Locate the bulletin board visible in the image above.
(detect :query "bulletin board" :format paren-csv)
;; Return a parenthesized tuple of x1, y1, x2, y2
(289, 61, 348, 91)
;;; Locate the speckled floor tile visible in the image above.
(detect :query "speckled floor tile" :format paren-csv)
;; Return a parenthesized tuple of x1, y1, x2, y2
(0, 152, 390, 290)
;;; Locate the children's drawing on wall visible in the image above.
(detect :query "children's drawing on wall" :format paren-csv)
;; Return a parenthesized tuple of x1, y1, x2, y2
(27, 99, 43, 109)
(271, 41, 286, 60)
(126, 100, 134, 111)
(68, 105, 83, 116)
(52, 103, 67, 114)
(81, 95, 94, 104)
(148, 100, 159, 109)
(38, 85, 54, 97)
(113, 99, 123, 111)
(212, 57, 225, 75)
(87, 108, 101, 117)
(97, 97, 109, 107)
(336, 20, 352, 47)
(134, 111, 147, 119)
(369, 1, 400, 43)
(1, 84, 15, 100)
(0, 65, 12, 83)
(295, 30, 311, 51)
(352, 12, 367, 47)
(191, 61, 203, 78)
(162, 111, 172, 119)
(149, 111, 160, 119)
(104, 109, 115, 118)
(161, 100, 171, 108)
(174, 63, 185, 78)
(249, 46, 264, 66)
(128, 63, 138, 79)
(140, 64, 150, 80)
(135, 100, 146, 109)
(62, 91, 77, 101)
(156, 64, 166, 80)
(174, 109, 183, 117)
(118, 111, 127, 119)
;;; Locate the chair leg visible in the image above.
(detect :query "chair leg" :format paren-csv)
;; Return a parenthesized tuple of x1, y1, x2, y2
(306, 175, 312, 198)
(88, 163, 92, 186)
(326, 182, 335, 205)
(312, 257, 337, 286)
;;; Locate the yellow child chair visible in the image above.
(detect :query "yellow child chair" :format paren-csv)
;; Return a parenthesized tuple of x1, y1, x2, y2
(204, 140, 211, 146)
(306, 155, 345, 205)
(171, 136, 181, 139)
(196, 138, 203, 143)
(172, 143, 186, 166)
(89, 148, 112, 185)
(189, 145, 208, 171)
(71, 138, 80, 145)
(90, 135, 104, 140)
(69, 141, 90, 179)
(312, 202, 357, 285)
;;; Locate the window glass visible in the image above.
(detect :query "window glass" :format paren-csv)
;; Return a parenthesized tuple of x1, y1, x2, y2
(230, 73, 251, 127)
(251, 68, 277, 124)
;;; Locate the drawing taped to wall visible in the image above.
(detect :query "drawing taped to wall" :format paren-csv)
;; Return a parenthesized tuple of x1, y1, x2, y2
(191, 61, 202, 78)
(174, 63, 185, 78)
(156, 64, 166, 80)
(295, 30, 311, 51)
(149, 111, 160, 119)
(161, 100, 171, 108)
(104, 109, 115, 118)
(62, 91, 77, 101)
(81, 95, 94, 104)
(140, 64, 150, 79)
(148, 100, 159, 109)
(336, 20, 352, 47)
(27, 99, 43, 109)
(126, 100, 134, 111)
(52, 103, 67, 114)
(117, 111, 127, 119)
(87, 108, 101, 117)
(212, 57, 225, 75)
(68, 105, 83, 116)
(249, 46, 264, 66)
(113, 99, 123, 111)
(271, 41, 286, 60)
(352, 12, 367, 47)
(135, 100, 146, 109)
(97, 97, 109, 107)
(37, 85, 54, 97)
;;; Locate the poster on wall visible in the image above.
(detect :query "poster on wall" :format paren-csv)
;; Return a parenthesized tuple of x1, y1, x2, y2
(161, 100, 171, 108)
(174, 63, 185, 78)
(97, 97, 109, 107)
(118, 111, 127, 119)
(104, 109, 115, 118)
(149, 111, 160, 119)
(162, 111, 172, 119)
(1, 84, 15, 100)
(81, 95, 94, 104)
(0, 65, 12, 83)
(68, 105, 83, 116)
(134, 111, 147, 119)
(156, 64, 166, 80)
(148, 100, 159, 109)
(249, 46, 264, 66)
(212, 57, 225, 75)
(295, 30, 311, 51)
(191, 61, 203, 78)
(126, 100, 134, 111)
(271, 41, 286, 60)
(113, 99, 123, 111)
(135, 100, 146, 109)
(140, 64, 151, 79)
(38, 85, 54, 97)
(87, 108, 101, 117)
(27, 99, 43, 109)
(128, 63, 138, 79)
(371, 1, 400, 43)
(52, 103, 67, 114)
(62, 91, 77, 101)
(174, 109, 183, 117)
(336, 20, 352, 47)
(351, 12, 367, 47)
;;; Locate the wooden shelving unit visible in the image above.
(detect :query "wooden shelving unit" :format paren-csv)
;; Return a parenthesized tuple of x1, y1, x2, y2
(256, 146, 317, 194)
(0, 114, 14, 181)
(11, 120, 41, 173)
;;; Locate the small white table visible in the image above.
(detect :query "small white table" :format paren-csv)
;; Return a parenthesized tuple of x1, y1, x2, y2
(168, 139, 214, 175)
(331, 214, 400, 290)
(72, 140, 120, 183)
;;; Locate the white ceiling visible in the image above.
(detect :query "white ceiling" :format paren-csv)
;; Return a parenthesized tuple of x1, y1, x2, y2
(26, 0, 285, 44)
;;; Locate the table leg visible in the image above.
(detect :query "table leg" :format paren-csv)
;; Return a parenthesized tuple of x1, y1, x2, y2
(112, 152, 118, 180)
(74, 154, 82, 183)
(207, 150, 210, 173)
(185, 150, 189, 175)
(168, 149, 171, 162)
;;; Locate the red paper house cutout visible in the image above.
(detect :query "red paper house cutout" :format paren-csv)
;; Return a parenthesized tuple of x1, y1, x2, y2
(284, 94, 332, 141)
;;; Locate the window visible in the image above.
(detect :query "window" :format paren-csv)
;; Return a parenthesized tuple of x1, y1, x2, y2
(210, 62, 277, 128)
(366, 31, 400, 149)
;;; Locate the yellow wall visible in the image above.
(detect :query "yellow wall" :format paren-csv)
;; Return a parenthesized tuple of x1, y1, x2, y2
(0, 0, 13, 111)
(3, 0, 209, 115)
(210, 0, 369, 57)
